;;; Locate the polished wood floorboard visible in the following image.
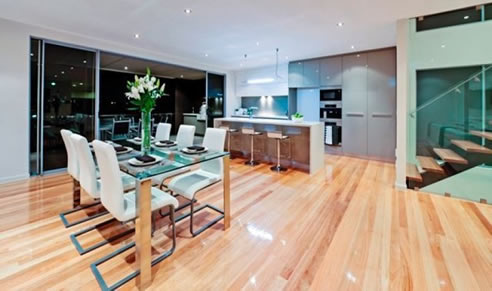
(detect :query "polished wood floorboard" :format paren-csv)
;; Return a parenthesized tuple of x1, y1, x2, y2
(0, 155, 490, 290)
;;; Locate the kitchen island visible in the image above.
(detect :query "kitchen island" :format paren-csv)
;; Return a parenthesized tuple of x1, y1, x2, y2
(214, 117, 324, 174)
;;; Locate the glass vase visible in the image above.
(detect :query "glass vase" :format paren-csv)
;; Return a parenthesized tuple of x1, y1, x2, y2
(141, 110, 152, 155)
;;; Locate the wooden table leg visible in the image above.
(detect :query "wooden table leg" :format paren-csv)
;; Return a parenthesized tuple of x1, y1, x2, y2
(73, 178, 81, 208)
(135, 178, 152, 289)
(223, 155, 230, 230)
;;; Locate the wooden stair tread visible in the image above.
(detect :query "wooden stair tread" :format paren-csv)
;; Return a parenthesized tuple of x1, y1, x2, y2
(406, 164, 422, 183)
(470, 130, 492, 141)
(451, 139, 492, 154)
(433, 148, 468, 165)
(417, 156, 445, 174)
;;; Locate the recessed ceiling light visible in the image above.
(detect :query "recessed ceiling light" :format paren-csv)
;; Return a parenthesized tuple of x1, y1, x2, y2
(240, 63, 243, 67)
(337, 22, 344, 27)
(184, 8, 192, 14)
(30, 53, 34, 57)
(134, 33, 140, 39)
(70, 66, 74, 70)
(61, 71, 65, 74)
(83, 60, 87, 64)
(54, 75, 58, 78)
(256, 41, 260, 46)
(464, 15, 470, 20)
(285, 56, 289, 60)
(50, 82, 56, 86)
(441, 44, 446, 48)
(351, 45, 355, 49)
(124, 66, 128, 70)
(79, 82, 83, 86)
(205, 53, 208, 57)
(180, 74, 184, 78)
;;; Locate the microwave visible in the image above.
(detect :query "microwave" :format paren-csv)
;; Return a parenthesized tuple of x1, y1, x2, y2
(320, 89, 342, 101)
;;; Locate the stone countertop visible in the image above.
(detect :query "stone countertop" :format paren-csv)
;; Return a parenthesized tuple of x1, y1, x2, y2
(215, 117, 322, 127)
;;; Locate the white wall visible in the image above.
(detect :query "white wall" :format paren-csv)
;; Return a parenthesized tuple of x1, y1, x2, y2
(0, 17, 235, 183)
(395, 18, 492, 188)
(234, 63, 288, 98)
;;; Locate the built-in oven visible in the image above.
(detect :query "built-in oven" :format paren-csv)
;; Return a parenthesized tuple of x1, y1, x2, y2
(320, 89, 342, 101)
(320, 104, 342, 119)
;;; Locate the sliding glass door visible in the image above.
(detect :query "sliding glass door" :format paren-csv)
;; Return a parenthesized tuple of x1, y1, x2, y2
(30, 40, 97, 174)
(206, 73, 225, 127)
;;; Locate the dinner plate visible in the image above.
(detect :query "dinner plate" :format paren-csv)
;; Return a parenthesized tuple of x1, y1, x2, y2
(181, 146, 208, 154)
(155, 141, 177, 147)
(128, 155, 163, 167)
(115, 146, 133, 155)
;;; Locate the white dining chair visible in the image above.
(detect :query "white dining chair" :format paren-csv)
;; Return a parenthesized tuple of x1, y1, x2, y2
(154, 123, 172, 141)
(150, 124, 194, 188)
(60, 129, 89, 228)
(167, 128, 227, 236)
(175, 124, 195, 147)
(90, 140, 179, 290)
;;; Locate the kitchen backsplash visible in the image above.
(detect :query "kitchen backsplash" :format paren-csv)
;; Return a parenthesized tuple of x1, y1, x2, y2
(241, 96, 289, 117)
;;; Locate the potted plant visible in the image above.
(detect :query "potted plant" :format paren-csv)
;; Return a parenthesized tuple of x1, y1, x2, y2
(291, 112, 304, 122)
(125, 68, 166, 154)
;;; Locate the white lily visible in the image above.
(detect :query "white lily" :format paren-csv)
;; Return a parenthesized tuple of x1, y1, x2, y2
(160, 83, 166, 92)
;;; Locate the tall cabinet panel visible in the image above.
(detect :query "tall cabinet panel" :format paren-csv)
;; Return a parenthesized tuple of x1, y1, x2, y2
(320, 57, 342, 87)
(342, 53, 368, 156)
(302, 60, 320, 88)
(297, 88, 320, 122)
(367, 50, 396, 161)
(288, 61, 303, 88)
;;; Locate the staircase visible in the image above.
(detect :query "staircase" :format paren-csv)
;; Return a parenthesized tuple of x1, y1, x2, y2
(406, 65, 492, 204)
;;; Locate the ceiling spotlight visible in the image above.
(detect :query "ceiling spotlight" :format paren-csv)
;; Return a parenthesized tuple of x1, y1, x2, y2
(205, 53, 208, 57)
(256, 41, 260, 46)
(464, 15, 470, 20)
(184, 8, 192, 14)
(61, 71, 65, 74)
(83, 60, 87, 64)
(337, 22, 344, 27)
(79, 82, 83, 86)
(351, 45, 355, 49)
(441, 44, 446, 48)
(134, 33, 140, 39)
(180, 75, 184, 78)
(50, 82, 56, 86)
(124, 66, 128, 70)
(285, 56, 289, 60)
(70, 66, 74, 70)
(54, 75, 58, 78)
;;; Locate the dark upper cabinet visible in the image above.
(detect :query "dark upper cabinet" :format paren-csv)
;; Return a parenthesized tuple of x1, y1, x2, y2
(288, 60, 320, 88)
(320, 57, 342, 87)
(302, 60, 320, 88)
(288, 61, 304, 88)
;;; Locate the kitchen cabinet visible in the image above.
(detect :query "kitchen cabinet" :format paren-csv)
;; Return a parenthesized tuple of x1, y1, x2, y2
(320, 57, 342, 87)
(288, 61, 303, 88)
(367, 49, 396, 161)
(342, 53, 368, 156)
(288, 60, 320, 88)
(302, 60, 320, 88)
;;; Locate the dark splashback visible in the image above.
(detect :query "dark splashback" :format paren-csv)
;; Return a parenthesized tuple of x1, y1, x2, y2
(241, 96, 288, 117)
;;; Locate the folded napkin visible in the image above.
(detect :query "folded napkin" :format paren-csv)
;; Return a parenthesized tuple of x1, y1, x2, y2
(136, 155, 156, 163)
(114, 146, 127, 153)
(187, 145, 205, 151)
(134, 137, 142, 141)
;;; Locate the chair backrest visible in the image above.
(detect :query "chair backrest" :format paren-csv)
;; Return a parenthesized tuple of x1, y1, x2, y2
(92, 140, 125, 221)
(71, 134, 99, 198)
(155, 123, 172, 141)
(176, 125, 196, 147)
(201, 128, 226, 177)
(112, 119, 131, 136)
(60, 129, 79, 180)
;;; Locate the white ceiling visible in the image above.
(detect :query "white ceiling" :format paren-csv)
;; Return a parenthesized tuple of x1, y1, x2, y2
(0, 0, 486, 70)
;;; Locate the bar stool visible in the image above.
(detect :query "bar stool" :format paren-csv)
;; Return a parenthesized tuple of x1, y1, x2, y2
(267, 131, 289, 172)
(242, 128, 262, 166)
(220, 126, 238, 158)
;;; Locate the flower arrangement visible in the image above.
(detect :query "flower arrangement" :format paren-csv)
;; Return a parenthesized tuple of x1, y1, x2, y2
(125, 68, 166, 154)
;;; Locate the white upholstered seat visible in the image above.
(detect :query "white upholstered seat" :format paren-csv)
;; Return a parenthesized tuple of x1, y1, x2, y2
(60, 129, 79, 180)
(92, 140, 178, 222)
(154, 123, 172, 141)
(71, 134, 135, 198)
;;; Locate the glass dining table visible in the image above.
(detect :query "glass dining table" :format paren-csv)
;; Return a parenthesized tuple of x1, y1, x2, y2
(97, 139, 231, 289)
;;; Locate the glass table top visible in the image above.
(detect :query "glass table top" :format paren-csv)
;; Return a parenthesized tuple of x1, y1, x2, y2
(110, 139, 229, 180)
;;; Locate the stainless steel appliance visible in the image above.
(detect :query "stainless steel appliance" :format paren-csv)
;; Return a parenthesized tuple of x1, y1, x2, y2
(320, 89, 342, 101)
